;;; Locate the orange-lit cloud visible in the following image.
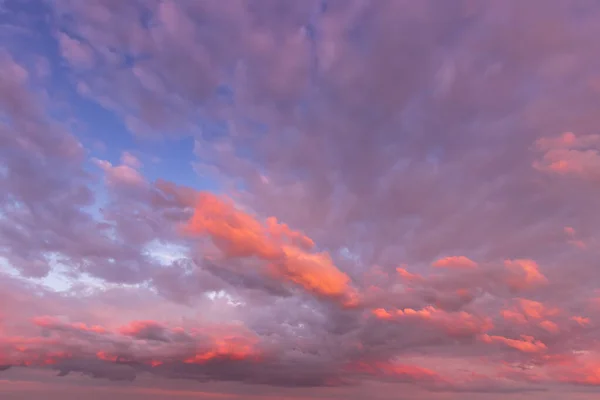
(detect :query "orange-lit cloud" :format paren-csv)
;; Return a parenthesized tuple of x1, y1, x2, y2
(265, 217, 315, 250)
(0, 336, 71, 367)
(432, 256, 478, 269)
(533, 132, 600, 179)
(118, 320, 166, 336)
(501, 309, 528, 324)
(539, 320, 559, 334)
(372, 306, 493, 337)
(504, 259, 547, 290)
(501, 299, 561, 333)
(33, 316, 108, 334)
(372, 308, 393, 319)
(1, 317, 262, 370)
(183, 335, 259, 364)
(571, 316, 591, 326)
(183, 193, 281, 259)
(183, 192, 358, 305)
(117, 320, 261, 363)
(396, 267, 423, 282)
(480, 334, 547, 353)
(555, 361, 600, 386)
(276, 246, 358, 305)
(517, 298, 559, 320)
(9, 2, 600, 395)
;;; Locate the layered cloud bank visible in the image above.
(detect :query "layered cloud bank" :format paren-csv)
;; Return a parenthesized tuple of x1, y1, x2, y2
(2, 1, 600, 399)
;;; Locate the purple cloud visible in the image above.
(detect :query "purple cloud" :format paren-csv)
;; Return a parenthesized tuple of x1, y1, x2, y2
(2, 1, 600, 399)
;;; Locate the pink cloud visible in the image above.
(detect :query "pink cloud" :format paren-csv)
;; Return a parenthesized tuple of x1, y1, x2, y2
(372, 306, 493, 337)
(348, 361, 442, 383)
(183, 192, 359, 306)
(1, 315, 262, 372)
(500, 299, 561, 335)
(120, 152, 142, 169)
(395, 267, 424, 283)
(504, 259, 548, 290)
(93, 158, 146, 187)
(501, 309, 528, 324)
(5, 0, 600, 397)
(57, 32, 94, 68)
(571, 316, 591, 326)
(534, 132, 600, 180)
(539, 320, 559, 334)
(480, 334, 548, 353)
(432, 256, 478, 269)
(516, 298, 559, 320)
(33, 316, 108, 335)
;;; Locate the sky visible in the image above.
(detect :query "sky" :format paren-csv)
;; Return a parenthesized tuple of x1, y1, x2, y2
(1, 0, 600, 399)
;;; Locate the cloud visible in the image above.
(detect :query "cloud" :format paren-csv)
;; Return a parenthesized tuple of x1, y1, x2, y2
(4, 0, 600, 397)
(1, 311, 263, 381)
(121, 152, 142, 169)
(371, 305, 493, 338)
(183, 192, 359, 306)
(534, 132, 600, 180)
(432, 256, 478, 269)
(480, 334, 548, 354)
(558, 363, 600, 386)
(117, 320, 187, 343)
(57, 32, 95, 69)
(348, 361, 443, 384)
(501, 298, 560, 324)
(395, 267, 423, 282)
(538, 320, 559, 334)
(93, 157, 146, 188)
(571, 316, 590, 326)
(33, 316, 108, 335)
(504, 259, 548, 290)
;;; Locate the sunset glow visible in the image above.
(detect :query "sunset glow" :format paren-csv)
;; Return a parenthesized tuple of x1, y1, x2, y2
(2, 1, 600, 399)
